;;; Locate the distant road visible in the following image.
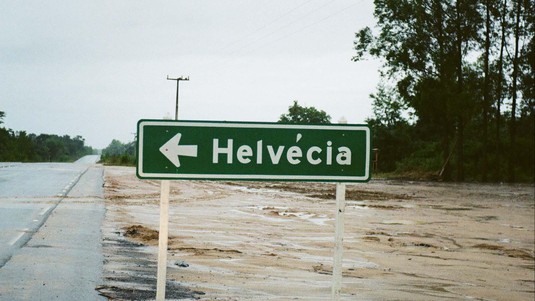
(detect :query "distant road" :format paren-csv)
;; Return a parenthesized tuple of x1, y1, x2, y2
(0, 155, 106, 300)
(74, 155, 101, 164)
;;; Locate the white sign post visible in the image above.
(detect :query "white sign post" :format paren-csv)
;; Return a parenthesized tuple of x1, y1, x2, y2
(156, 113, 173, 301)
(332, 183, 346, 299)
(156, 180, 170, 301)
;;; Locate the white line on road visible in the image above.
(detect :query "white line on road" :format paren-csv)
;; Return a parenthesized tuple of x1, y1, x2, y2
(39, 206, 52, 216)
(9, 229, 29, 246)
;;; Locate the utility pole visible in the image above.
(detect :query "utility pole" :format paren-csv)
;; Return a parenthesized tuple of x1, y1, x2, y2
(167, 75, 190, 120)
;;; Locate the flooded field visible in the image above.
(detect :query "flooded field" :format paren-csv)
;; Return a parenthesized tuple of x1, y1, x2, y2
(99, 166, 534, 300)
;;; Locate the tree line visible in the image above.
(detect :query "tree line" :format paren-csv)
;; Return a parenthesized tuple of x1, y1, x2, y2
(100, 139, 136, 166)
(354, 0, 533, 182)
(0, 111, 95, 162)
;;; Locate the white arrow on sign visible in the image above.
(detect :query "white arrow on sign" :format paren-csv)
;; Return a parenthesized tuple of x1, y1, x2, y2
(159, 133, 198, 168)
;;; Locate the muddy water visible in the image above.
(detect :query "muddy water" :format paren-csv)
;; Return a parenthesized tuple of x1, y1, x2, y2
(101, 166, 534, 300)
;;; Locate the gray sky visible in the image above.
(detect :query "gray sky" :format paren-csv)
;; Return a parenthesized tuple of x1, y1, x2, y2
(1, 0, 380, 149)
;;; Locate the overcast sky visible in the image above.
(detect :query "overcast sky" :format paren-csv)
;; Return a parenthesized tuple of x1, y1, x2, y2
(1, 0, 380, 149)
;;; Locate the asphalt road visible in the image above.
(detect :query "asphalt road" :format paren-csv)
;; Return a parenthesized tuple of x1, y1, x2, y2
(0, 155, 106, 300)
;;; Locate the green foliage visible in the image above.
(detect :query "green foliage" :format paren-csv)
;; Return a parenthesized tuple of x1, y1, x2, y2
(100, 139, 136, 166)
(367, 118, 414, 172)
(355, 0, 534, 182)
(0, 126, 94, 162)
(369, 82, 412, 127)
(278, 101, 331, 124)
(366, 82, 415, 172)
(394, 141, 444, 178)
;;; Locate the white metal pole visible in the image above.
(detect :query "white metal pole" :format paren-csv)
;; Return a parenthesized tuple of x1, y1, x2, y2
(332, 182, 346, 300)
(156, 180, 170, 301)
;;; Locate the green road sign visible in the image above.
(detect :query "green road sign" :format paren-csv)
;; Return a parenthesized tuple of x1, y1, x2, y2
(137, 120, 371, 182)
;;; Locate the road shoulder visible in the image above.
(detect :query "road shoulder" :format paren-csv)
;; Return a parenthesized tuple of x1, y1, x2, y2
(0, 165, 106, 300)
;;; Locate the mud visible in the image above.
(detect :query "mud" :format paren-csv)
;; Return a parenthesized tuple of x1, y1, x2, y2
(96, 236, 202, 300)
(99, 174, 204, 300)
(101, 166, 534, 300)
(123, 225, 160, 244)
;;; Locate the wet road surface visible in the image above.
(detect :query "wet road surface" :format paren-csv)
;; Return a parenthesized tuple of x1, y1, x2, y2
(0, 155, 106, 300)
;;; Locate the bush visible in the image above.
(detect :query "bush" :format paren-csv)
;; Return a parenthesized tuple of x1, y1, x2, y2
(100, 139, 136, 166)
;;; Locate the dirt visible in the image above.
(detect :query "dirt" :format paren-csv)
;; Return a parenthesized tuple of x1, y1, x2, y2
(123, 225, 160, 244)
(96, 236, 203, 300)
(101, 166, 535, 300)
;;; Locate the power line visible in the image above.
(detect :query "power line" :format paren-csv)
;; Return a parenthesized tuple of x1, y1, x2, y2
(219, 0, 317, 52)
(224, 0, 337, 57)
(201, 0, 365, 78)
(221, 0, 362, 60)
(246, 0, 363, 55)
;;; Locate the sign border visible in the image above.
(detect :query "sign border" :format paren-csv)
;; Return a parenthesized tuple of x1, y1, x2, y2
(137, 119, 371, 182)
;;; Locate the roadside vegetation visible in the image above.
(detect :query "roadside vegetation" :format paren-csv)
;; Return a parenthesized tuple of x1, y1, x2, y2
(0, 111, 95, 162)
(354, 0, 533, 182)
(99, 139, 136, 166)
(278, 101, 331, 124)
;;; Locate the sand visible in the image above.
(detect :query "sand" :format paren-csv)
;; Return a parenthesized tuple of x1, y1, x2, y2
(98, 166, 534, 300)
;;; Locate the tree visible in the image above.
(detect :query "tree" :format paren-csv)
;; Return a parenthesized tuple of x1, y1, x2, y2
(481, 0, 492, 181)
(101, 139, 136, 166)
(354, 0, 534, 182)
(369, 81, 412, 127)
(0, 130, 93, 162)
(278, 101, 331, 124)
(519, 0, 534, 109)
(507, 0, 533, 182)
(102, 139, 128, 157)
(0, 110, 94, 162)
(354, 0, 481, 180)
(366, 81, 415, 172)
